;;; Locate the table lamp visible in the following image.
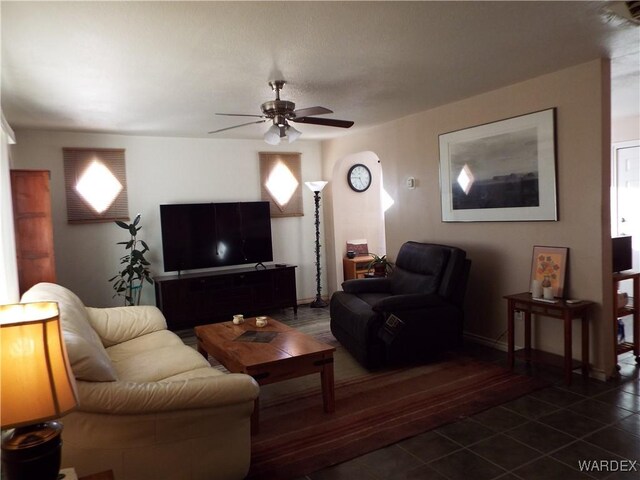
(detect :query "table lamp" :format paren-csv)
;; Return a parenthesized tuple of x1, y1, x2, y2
(1, 302, 78, 480)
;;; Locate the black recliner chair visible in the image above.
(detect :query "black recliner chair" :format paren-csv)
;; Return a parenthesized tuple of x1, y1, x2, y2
(330, 241, 471, 369)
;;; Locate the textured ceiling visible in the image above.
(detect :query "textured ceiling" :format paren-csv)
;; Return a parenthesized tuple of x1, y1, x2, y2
(2, 1, 639, 140)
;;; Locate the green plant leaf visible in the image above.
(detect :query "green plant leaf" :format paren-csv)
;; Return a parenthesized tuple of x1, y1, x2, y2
(110, 214, 151, 303)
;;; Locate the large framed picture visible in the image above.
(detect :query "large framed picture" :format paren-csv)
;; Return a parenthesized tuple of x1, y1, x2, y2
(439, 108, 557, 222)
(530, 245, 568, 298)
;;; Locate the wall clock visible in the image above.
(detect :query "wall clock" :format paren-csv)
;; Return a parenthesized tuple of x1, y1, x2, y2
(347, 164, 372, 192)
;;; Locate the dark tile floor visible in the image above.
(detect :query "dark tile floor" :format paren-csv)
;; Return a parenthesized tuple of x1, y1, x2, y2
(282, 307, 640, 480)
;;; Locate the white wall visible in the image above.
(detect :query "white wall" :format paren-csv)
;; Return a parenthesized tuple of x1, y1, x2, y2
(323, 151, 385, 291)
(1, 115, 19, 303)
(11, 130, 326, 307)
(612, 115, 640, 143)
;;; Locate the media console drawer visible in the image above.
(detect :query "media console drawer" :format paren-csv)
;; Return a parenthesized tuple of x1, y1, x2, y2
(154, 265, 297, 330)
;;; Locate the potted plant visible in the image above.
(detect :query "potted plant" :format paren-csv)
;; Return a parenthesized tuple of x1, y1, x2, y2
(367, 253, 393, 277)
(109, 214, 153, 306)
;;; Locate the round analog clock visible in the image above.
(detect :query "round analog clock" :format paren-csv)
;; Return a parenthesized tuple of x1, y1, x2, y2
(347, 164, 372, 192)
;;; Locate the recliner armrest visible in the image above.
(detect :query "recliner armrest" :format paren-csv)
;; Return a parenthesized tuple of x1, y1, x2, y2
(372, 293, 449, 312)
(342, 278, 392, 294)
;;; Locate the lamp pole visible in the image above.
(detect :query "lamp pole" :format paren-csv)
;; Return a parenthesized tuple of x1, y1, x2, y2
(305, 181, 328, 308)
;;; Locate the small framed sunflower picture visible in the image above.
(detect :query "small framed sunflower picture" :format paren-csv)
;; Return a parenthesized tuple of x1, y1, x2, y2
(530, 246, 568, 298)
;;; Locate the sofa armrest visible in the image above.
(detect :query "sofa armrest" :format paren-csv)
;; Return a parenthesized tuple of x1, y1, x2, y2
(86, 306, 168, 347)
(76, 373, 260, 414)
(372, 293, 449, 312)
(342, 278, 392, 294)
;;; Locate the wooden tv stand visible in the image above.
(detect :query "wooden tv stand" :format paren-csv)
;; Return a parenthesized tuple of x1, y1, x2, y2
(154, 265, 297, 330)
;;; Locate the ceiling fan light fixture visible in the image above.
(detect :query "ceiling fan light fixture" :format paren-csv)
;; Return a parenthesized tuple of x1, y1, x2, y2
(212, 79, 353, 140)
(264, 124, 281, 145)
(286, 125, 301, 144)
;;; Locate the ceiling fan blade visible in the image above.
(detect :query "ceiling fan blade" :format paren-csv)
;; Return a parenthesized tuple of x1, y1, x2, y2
(292, 117, 354, 128)
(293, 106, 333, 118)
(208, 119, 266, 134)
(215, 113, 264, 118)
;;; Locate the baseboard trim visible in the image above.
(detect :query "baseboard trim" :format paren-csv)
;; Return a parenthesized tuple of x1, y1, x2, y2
(463, 331, 608, 382)
(296, 296, 329, 306)
(464, 331, 508, 352)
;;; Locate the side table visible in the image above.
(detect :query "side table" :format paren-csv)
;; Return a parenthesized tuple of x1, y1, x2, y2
(80, 472, 115, 480)
(613, 271, 639, 369)
(60, 469, 115, 480)
(343, 255, 373, 280)
(504, 292, 595, 385)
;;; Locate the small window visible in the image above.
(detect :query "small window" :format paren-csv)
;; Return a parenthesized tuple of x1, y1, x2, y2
(259, 152, 303, 217)
(63, 148, 129, 223)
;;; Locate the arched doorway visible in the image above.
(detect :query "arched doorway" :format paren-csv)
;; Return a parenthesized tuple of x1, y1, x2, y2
(326, 151, 387, 293)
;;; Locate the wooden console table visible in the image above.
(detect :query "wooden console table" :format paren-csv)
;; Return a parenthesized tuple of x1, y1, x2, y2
(154, 265, 297, 330)
(504, 292, 595, 385)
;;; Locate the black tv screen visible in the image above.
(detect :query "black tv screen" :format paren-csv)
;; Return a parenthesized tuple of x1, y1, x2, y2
(612, 236, 632, 273)
(160, 201, 273, 272)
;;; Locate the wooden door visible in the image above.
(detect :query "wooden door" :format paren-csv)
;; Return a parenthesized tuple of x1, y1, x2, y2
(10, 170, 56, 295)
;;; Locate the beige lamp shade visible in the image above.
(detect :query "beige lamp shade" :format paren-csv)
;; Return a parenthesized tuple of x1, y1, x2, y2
(0, 302, 78, 429)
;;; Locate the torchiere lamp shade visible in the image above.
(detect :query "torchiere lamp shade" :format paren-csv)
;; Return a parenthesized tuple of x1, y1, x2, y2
(0, 302, 78, 429)
(305, 181, 328, 193)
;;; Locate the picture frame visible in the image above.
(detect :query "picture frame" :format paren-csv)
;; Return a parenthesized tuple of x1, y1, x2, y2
(530, 245, 568, 298)
(439, 108, 557, 222)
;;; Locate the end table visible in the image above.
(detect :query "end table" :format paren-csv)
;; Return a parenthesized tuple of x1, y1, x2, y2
(504, 292, 595, 385)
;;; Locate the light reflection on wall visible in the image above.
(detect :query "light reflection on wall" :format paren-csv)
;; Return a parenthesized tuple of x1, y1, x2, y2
(75, 159, 123, 213)
(265, 161, 299, 209)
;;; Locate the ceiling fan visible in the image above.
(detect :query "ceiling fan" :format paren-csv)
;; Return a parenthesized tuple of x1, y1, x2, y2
(208, 80, 354, 145)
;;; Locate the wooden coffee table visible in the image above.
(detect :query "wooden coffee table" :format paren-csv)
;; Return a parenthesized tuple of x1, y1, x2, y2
(194, 317, 335, 433)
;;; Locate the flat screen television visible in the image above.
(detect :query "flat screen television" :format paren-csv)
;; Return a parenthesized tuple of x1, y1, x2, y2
(612, 236, 632, 273)
(160, 201, 273, 272)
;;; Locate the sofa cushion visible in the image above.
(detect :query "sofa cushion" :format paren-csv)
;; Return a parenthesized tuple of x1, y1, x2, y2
(21, 283, 118, 382)
(107, 330, 211, 382)
(162, 366, 226, 382)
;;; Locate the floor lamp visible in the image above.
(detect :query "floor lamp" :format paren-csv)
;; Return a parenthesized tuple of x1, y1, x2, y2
(305, 181, 328, 308)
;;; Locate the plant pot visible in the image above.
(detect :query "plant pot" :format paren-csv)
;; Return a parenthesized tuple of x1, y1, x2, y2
(373, 264, 386, 276)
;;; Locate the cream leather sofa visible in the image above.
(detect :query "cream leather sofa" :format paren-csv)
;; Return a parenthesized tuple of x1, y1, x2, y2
(21, 283, 259, 480)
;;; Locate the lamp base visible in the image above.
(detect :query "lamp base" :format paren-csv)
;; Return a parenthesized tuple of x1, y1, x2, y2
(1, 421, 63, 480)
(310, 297, 328, 308)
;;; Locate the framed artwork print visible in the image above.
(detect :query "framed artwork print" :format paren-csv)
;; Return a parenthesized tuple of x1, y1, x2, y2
(530, 245, 568, 298)
(439, 108, 557, 222)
